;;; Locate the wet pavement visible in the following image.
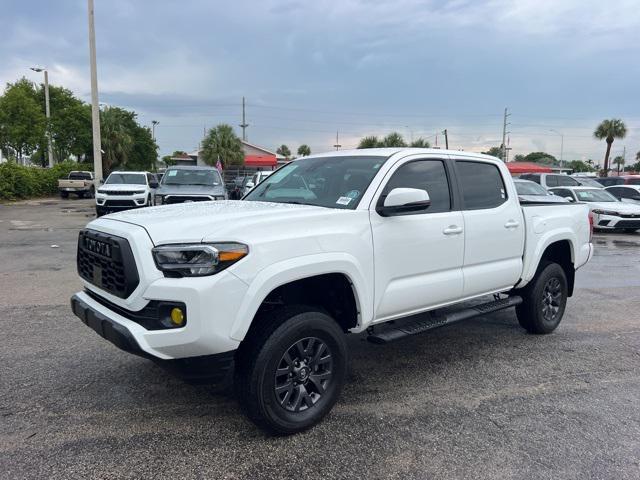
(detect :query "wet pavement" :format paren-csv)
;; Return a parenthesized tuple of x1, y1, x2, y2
(1, 198, 639, 479)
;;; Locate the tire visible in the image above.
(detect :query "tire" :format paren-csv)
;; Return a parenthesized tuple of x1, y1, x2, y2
(87, 187, 95, 199)
(235, 306, 348, 435)
(60, 191, 69, 199)
(623, 229, 638, 233)
(516, 261, 568, 334)
(95, 206, 104, 217)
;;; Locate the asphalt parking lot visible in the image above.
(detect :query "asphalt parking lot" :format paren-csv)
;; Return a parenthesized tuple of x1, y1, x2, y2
(1, 198, 639, 480)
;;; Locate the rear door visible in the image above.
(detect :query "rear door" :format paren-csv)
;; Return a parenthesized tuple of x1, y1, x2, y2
(370, 155, 464, 321)
(454, 159, 525, 297)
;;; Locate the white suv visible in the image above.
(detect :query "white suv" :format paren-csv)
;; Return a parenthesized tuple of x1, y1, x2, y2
(95, 171, 159, 217)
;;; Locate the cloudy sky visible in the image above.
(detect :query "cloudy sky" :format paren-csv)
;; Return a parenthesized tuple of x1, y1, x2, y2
(2, 0, 639, 161)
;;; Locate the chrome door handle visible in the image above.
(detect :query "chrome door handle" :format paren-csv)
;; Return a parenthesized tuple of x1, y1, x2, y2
(504, 220, 520, 229)
(443, 225, 463, 235)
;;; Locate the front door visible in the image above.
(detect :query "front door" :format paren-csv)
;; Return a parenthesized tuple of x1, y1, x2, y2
(370, 156, 464, 322)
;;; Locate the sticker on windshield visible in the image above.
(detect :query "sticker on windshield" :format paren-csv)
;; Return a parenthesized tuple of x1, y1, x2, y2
(345, 190, 360, 199)
(167, 170, 177, 176)
(336, 196, 352, 206)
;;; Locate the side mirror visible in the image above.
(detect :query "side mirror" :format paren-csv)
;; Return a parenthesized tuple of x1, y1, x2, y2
(246, 182, 255, 189)
(149, 181, 159, 188)
(99, 179, 105, 184)
(564, 197, 574, 202)
(377, 188, 431, 217)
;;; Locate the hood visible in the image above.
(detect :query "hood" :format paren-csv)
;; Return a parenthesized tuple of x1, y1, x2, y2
(156, 183, 226, 196)
(585, 201, 640, 213)
(96, 200, 351, 244)
(99, 184, 146, 192)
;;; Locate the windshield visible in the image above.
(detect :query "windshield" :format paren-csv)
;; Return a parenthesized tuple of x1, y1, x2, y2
(244, 155, 387, 209)
(574, 177, 602, 187)
(105, 173, 146, 185)
(515, 181, 549, 196)
(575, 189, 618, 202)
(162, 169, 222, 186)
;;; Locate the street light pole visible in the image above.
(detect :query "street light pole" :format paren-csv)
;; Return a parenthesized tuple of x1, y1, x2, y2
(152, 120, 159, 140)
(549, 129, 564, 169)
(88, 0, 103, 182)
(30, 67, 54, 167)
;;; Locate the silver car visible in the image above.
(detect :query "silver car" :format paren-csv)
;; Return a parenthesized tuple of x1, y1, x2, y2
(513, 179, 569, 203)
(153, 166, 227, 205)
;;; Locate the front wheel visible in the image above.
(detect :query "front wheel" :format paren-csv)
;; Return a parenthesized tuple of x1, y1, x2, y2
(235, 306, 348, 435)
(516, 262, 568, 334)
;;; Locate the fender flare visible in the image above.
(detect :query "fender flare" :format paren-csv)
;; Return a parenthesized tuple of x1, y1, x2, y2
(229, 252, 371, 341)
(521, 229, 576, 286)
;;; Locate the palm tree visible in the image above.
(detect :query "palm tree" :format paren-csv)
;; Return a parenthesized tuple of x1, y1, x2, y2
(100, 107, 133, 175)
(410, 137, 431, 148)
(358, 136, 381, 149)
(201, 124, 244, 168)
(636, 150, 640, 161)
(593, 119, 627, 176)
(277, 144, 291, 159)
(612, 155, 625, 175)
(297, 144, 311, 157)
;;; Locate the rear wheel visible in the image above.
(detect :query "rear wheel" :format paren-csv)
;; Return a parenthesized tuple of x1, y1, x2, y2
(60, 191, 69, 199)
(516, 262, 568, 334)
(235, 306, 348, 435)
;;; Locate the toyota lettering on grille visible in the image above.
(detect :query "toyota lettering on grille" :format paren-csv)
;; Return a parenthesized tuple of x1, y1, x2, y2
(85, 237, 112, 258)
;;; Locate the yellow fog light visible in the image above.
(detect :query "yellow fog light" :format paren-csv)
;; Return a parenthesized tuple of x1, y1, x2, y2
(170, 307, 185, 326)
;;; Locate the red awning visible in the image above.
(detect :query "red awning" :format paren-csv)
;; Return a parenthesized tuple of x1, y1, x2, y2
(506, 162, 553, 174)
(244, 155, 277, 167)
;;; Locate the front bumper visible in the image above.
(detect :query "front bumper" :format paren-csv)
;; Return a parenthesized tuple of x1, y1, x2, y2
(96, 194, 148, 212)
(71, 293, 236, 386)
(595, 214, 640, 230)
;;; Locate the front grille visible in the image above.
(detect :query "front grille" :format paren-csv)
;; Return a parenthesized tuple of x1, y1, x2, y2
(77, 230, 139, 298)
(164, 196, 212, 204)
(614, 220, 640, 229)
(618, 213, 640, 219)
(104, 199, 137, 207)
(104, 190, 139, 195)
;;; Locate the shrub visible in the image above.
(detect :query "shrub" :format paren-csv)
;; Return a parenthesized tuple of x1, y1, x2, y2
(0, 161, 93, 201)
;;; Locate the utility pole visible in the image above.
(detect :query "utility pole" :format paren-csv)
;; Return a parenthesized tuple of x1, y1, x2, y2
(30, 68, 53, 167)
(88, 0, 103, 182)
(501, 107, 511, 162)
(239, 96, 248, 141)
(443, 129, 449, 150)
(151, 120, 159, 140)
(333, 131, 341, 150)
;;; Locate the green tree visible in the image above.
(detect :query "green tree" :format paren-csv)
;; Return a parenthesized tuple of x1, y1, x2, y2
(523, 151, 557, 164)
(100, 107, 133, 175)
(358, 136, 382, 148)
(482, 146, 503, 158)
(513, 154, 525, 162)
(636, 150, 640, 161)
(277, 144, 292, 159)
(382, 132, 406, 147)
(594, 119, 627, 177)
(43, 85, 92, 163)
(201, 124, 244, 168)
(410, 138, 431, 148)
(127, 125, 158, 171)
(0, 78, 46, 164)
(566, 160, 594, 173)
(161, 150, 188, 166)
(297, 144, 311, 157)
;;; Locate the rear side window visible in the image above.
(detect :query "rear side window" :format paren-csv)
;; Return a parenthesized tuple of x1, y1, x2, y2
(545, 175, 558, 187)
(520, 174, 540, 184)
(457, 161, 507, 210)
(555, 175, 580, 187)
(382, 159, 451, 213)
(627, 178, 640, 185)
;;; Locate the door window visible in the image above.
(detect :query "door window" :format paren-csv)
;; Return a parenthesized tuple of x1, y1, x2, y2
(381, 160, 451, 213)
(555, 175, 580, 186)
(545, 175, 558, 187)
(457, 161, 507, 210)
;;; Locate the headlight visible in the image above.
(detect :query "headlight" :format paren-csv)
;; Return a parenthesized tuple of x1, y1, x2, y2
(592, 209, 618, 216)
(152, 243, 248, 277)
(97, 189, 107, 194)
(154, 195, 164, 205)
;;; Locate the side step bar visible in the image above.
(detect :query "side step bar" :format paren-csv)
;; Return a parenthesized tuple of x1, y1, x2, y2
(367, 296, 523, 344)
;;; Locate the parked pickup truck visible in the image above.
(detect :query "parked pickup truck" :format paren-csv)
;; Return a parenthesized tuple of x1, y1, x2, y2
(58, 171, 96, 198)
(71, 149, 593, 434)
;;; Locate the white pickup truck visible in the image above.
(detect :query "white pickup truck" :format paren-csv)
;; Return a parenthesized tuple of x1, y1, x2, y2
(71, 149, 593, 434)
